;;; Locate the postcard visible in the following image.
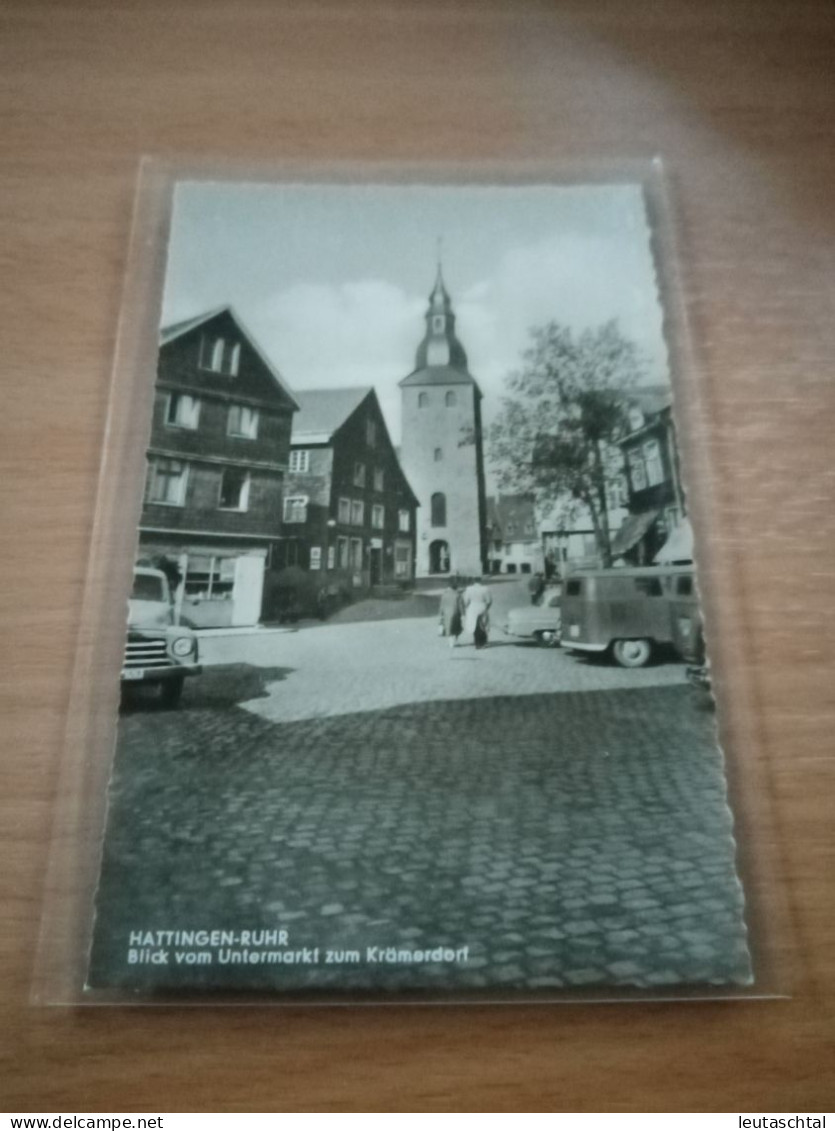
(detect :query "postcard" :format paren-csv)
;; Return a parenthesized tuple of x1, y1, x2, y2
(85, 174, 751, 997)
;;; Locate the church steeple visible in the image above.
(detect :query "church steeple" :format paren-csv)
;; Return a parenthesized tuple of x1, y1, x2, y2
(413, 258, 469, 373)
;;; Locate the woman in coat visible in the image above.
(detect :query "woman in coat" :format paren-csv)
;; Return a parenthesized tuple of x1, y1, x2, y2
(439, 582, 463, 648)
(462, 579, 492, 649)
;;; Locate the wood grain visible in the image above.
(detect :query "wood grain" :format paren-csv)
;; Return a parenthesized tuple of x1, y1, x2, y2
(1, 0, 833, 1112)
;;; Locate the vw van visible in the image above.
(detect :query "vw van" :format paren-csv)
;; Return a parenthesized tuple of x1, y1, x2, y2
(560, 565, 699, 668)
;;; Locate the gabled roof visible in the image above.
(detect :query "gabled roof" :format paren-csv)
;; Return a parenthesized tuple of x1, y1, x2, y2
(290, 387, 373, 444)
(625, 384, 672, 417)
(159, 306, 229, 345)
(158, 305, 299, 411)
(486, 494, 538, 540)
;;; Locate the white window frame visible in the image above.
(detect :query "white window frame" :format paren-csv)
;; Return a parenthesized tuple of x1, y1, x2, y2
(218, 468, 251, 512)
(227, 404, 259, 439)
(371, 504, 385, 530)
(283, 495, 308, 523)
(398, 508, 410, 533)
(289, 449, 310, 474)
(337, 496, 351, 524)
(644, 440, 664, 487)
(165, 393, 200, 430)
(337, 536, 349, 570)
(350, 499, 365, 526)
(366, 419, 377, 446)
(147, 458, 188, 507)
(353, 461, 366, 487)
(373, 467, 384, 491)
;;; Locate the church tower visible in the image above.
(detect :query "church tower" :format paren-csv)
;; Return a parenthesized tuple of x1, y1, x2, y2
(399, 264, 487, 578)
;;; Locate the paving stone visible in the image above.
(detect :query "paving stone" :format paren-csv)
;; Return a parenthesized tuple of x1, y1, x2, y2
(88, 624, 751, 995)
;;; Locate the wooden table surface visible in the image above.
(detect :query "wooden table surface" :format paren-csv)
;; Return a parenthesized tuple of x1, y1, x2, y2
(2, 0, 833, 1113)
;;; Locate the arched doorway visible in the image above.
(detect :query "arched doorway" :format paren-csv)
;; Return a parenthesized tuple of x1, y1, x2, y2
(429, 539, 450, 574)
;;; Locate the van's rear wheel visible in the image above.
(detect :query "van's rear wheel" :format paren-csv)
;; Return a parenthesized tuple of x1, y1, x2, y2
(613, 639, 652, 668)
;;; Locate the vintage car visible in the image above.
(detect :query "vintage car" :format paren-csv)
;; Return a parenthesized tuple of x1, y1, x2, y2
(121, 566, 201, 707)
(501, 587, 562, 647)
(560, 565, 699, 668)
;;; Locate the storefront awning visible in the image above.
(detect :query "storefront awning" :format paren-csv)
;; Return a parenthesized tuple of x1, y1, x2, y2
(610, 510, 660, 557)
(654, 517, 693, 564)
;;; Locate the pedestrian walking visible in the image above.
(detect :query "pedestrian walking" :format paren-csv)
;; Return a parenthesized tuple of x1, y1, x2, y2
(439, 581, 464, 648)
(462, 577, 492, 649)
(528, 571, 545, 605)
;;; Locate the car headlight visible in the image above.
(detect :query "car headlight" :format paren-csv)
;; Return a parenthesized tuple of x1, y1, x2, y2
(171, 635, 195, 657)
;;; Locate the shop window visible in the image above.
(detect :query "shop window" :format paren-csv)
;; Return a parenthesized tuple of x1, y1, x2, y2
(183, 555, 235, 600)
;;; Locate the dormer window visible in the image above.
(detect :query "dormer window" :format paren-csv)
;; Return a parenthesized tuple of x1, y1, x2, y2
(199, 334, 241, 376)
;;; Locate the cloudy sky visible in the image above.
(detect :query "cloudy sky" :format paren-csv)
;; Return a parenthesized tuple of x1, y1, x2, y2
(162, 180, 670, 445)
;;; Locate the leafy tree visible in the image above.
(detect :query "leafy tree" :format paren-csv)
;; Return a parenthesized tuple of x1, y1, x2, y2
(488, 320, 645, 567)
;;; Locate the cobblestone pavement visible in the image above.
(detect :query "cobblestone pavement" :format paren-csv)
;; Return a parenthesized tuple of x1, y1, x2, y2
(199, 614, 689, 726)
(90, 662, 751, 996)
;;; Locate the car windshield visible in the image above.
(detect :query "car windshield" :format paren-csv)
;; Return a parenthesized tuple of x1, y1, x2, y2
(132, 574, 165, 601)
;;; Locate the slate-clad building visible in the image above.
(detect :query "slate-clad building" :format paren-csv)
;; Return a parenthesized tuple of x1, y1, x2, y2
(611, 385, 687, 565)
(140, 306, 298, 626)
(279, 386, 418, 587)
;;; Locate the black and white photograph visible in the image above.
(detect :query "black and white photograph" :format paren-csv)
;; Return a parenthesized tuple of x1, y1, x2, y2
(87, 176, 751, 997)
